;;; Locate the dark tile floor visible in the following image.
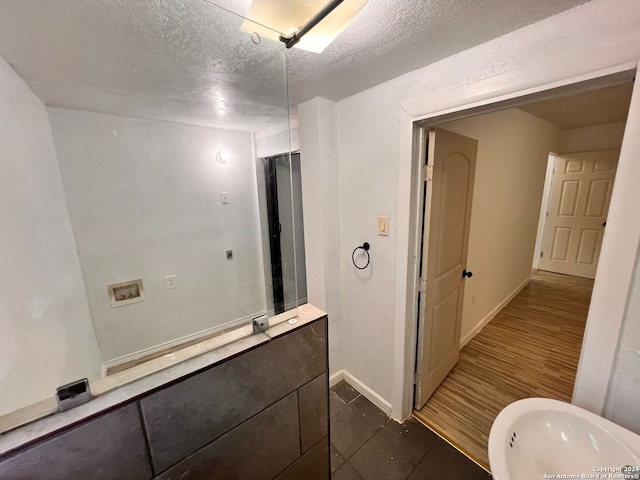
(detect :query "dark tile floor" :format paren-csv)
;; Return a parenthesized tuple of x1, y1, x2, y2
(330, 381, 492, 480)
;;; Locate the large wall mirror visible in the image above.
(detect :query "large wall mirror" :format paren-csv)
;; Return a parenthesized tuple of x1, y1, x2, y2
(0, 0, 302, 419)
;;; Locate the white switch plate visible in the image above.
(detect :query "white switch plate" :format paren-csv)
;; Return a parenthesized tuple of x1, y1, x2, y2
(220, 192, 229, 204)
(377, 216, 389, 236)
(165, 275, 177, 290)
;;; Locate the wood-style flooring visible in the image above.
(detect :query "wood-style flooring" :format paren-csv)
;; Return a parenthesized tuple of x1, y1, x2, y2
(413, 271, 594, 471)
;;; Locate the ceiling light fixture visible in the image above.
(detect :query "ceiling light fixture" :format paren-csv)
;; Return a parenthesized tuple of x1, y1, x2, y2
(241, 0, 368, 54)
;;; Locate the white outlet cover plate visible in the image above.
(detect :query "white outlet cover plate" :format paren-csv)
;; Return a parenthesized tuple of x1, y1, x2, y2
(165, 275, 177, 289)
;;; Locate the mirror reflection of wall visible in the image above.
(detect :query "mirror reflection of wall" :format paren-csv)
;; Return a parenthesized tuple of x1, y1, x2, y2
(0, 56, 103, 417)
(0, 1, 299, 419)
(258, 153, 308, 315)
(286, 153, 308, 307)
(49, 108, 267, 364)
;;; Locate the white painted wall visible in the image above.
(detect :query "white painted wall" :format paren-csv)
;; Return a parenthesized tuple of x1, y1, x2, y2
(255, 124, 300, 159)
(439, 109, 560, 343)
(597, 77, 640, 433)
(0, 57, 101, 415)
(298, 97, 343, 376)
(327, 0, 640, 418)
(604, 247, 640, 434)
(336, 95, 401, 403)
(48, 108, 267, 363)
(560, 122, 626, 153)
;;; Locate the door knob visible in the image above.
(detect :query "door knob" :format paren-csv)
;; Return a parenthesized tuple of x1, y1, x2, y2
(463, 270, 473, 278)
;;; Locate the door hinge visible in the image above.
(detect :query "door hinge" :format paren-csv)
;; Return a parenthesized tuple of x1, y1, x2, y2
(423, 164, 434, 182)
(413, 372, 421, 385)
(418, 277, 427, 292)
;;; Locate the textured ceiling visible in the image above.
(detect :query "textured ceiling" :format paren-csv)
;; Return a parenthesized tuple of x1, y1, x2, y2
(277, 0, 594, 104)
(518, 83, 633, 129)
(0, 0, 593, 131)
(0, 0, 289, 132)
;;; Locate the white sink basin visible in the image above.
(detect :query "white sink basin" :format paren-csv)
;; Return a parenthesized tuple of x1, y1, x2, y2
(489, 398, 640, 480)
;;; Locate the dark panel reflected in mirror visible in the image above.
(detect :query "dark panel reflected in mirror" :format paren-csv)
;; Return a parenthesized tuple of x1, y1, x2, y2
(261, 153, 308, 314)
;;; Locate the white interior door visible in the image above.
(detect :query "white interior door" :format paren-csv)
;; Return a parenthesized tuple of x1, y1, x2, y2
(540, 150, 618, 279)
(415, 128, 477, 410)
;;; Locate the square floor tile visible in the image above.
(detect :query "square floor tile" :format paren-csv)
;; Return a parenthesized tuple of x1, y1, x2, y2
(332, 462, 363, 480)
(329, 383, 490, 480)
(330, 403, 381, 459)
(332, 381, 360, 404)
(348, 395, 389, 431)
(349, 433, 415, 480)
(331, 445, 346, 473)
(406, 435, 491, 480)
(379, 418, 435, 466)
(330, 391, 348, 418)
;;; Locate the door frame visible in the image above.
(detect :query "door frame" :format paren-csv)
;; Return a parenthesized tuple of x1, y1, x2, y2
(391, 60, 640, 421)
(413, 128, 477, 409)
(532, 153, 558, 270)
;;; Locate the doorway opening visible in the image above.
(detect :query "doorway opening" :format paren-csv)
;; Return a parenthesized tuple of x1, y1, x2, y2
(410, 79, 634, 469)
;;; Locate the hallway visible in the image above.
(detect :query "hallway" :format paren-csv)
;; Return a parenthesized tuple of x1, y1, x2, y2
(413, 271, 594, 470)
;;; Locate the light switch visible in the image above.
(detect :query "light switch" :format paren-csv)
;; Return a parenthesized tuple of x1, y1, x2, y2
(377, 216, 389, 236)
(220, 192, 229, 204)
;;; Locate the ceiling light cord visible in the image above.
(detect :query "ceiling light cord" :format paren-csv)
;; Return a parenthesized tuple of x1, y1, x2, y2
(279, 0, 345, 49)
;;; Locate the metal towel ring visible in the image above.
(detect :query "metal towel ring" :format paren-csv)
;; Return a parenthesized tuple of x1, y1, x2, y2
(352, 242, 371, 270)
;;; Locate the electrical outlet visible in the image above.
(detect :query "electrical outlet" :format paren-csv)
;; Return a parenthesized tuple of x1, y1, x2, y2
(226, 249, 233, 260)
(165, 275, 177, 290)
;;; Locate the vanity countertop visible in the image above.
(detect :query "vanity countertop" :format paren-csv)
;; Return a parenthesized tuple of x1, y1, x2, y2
(0, 303, 327, 455)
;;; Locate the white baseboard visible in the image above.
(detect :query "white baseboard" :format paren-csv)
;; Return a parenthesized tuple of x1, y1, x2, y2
(103, 313, 257, 374)
(329, 369, 345, 387)
(340, 370, 393, 416)
(460, 273, 535, 348)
